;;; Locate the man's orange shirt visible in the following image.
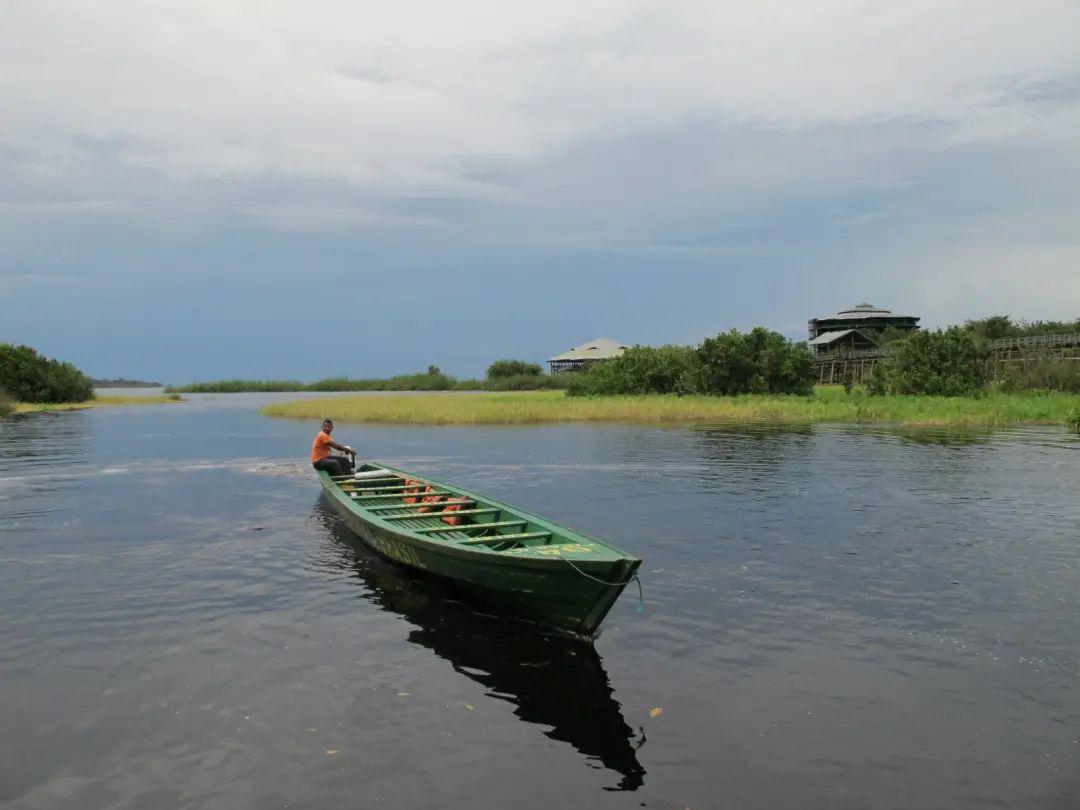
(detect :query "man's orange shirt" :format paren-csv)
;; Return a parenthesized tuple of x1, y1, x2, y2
(311, 431, 333, 463)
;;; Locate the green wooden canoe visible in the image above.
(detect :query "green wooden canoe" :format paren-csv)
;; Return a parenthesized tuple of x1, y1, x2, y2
(318, 461, 642, 639)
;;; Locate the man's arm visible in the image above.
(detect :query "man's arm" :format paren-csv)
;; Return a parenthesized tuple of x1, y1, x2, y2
(327, 440, 355, 455)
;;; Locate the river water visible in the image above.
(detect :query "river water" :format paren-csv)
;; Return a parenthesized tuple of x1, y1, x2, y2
(2, 394, 1079, 809)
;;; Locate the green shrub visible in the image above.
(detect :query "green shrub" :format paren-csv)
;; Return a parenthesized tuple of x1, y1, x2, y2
(868, 328, 986, 396)
(963, 315, 1018, 342)
(877, 325, 915, 345)
(683, 328, 815, 395)
(567, 332, 815, 397)
(993, 359, 1080, 394)
(566, 345, 696, 396)
(487, 359, 543, 378)
(0, 391, 13, 417)
(0, 344, 94, 403)
(565, 362, 618, 396)
(964, 315, 1080, 341)
(1068, 407, 1080, 433)
(478, 374, 570, 391)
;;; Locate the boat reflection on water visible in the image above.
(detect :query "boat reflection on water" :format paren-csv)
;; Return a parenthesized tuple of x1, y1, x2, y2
(313, 500, 646, 792)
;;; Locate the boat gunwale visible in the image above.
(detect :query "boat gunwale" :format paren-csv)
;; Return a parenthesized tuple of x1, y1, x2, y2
(319, 463, 641, 569)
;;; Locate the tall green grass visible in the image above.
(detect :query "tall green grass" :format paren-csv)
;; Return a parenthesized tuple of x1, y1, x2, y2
(260, 387, 1080, 427)
(467, 373, 575, 391)
(1068, 407, 1080, 432)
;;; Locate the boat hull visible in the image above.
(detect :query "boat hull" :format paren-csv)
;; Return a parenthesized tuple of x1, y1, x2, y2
(319, 471, 640, 638)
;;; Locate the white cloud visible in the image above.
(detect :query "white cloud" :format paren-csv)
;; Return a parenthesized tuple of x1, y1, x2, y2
(4, 2, 1077, 187)
(241, 203, 450, 231)
(906, 244, 1080, 326)
(1, 0, 1079, 331)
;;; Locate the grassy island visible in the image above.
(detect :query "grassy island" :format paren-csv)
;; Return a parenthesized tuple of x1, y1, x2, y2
(261, 388, 1080, 428)
(0, 343, 183, 417)
(14, 395, 182, 414)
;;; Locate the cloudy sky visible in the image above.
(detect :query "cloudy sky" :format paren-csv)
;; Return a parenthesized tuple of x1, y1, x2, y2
(2, 1, 1079, 381)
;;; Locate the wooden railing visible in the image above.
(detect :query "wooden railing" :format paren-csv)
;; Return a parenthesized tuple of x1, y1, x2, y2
(812, 332, 1080, 362)
(812, 347, 887, 360)
(988, 332, 1080, 351)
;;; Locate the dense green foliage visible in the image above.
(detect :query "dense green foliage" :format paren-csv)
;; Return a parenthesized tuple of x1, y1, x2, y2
(0, 344, 95, 403)
(992, 359, 1080, 394)
(0, 391, 13, 418)
(875, 325, 915, 345)
(475, 373, 572, 391)
(566, 345, 695, 395)
(1068, 407, 1080, 433)
(685, 328, 815, 395)
(872, 315, 1080, 396)
(486, 359, 544, 378)
(964, 315, 1079, 341)
(868, 328, 986, 396)
(567, 329, 815, 397)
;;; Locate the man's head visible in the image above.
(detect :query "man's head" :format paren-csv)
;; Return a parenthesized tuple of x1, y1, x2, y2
(322, 419, 334, 434)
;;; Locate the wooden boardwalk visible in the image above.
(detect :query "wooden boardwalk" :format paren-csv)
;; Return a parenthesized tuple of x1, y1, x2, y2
(813, 332, 1080, 384)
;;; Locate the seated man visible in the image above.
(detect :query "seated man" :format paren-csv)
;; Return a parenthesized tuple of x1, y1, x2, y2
(311, 419, 356, 477)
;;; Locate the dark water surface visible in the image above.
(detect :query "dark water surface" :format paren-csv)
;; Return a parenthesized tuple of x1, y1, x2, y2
(3, 395, 1080, 809)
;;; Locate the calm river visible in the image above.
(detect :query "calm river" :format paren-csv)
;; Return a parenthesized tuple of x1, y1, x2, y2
(2, 394, 1080, 809)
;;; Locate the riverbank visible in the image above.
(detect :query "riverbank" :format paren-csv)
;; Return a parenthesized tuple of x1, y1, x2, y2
(13, 395, 182, 414)
(260, 388, 1080, 428)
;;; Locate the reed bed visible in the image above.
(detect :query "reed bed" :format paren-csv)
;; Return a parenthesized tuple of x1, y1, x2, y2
(260, 388, 1080, 428)
(15, 395, 181, 413)
(166, 373, 573, 393)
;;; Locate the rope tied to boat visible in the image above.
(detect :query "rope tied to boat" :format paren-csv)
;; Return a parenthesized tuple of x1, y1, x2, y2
(561, 559, 645, 613)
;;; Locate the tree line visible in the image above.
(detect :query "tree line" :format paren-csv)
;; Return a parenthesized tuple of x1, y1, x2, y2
(4, 311, 1077, 412)
(566, 329, 816, 396)
(962, 315, 1079, 342)
(566, 320, 1080, 398)
(166, 360, 569, 394)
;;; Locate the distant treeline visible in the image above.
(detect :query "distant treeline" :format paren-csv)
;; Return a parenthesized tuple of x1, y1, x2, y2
(963, 315, 1079, 341)
(91, 377, 162, 388)
(166, 362, 577, 394)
